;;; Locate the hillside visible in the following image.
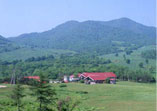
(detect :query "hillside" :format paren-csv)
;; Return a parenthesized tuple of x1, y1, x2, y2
(9, 18, 156, 55)
(0, 48, 75, 61)
(101, 45, 156, 72)
(0, 35, 10, 45)
(0, 35, 20, 53)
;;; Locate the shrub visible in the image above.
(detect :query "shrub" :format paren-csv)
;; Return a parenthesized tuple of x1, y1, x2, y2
(105, 78, 110, 83)
(126, 59, 131, 64)
(57, 97, 80, 111)
(80, 80, 84, 83)
(115, 53, 119, 57)
(59, 84, 67, 88)
(139, 62, 144, 68)
(76, 91, 88, 94)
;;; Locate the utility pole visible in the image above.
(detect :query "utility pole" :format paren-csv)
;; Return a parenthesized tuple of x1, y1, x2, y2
(10, 67, 16, 84)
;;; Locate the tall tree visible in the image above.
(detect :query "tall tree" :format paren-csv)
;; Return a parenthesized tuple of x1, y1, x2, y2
(11, 83, 25, 111)
(139, 62, 144, 68)
(31, 73, 57, 111)
(145, 59, 149, 64)
(126, 59, 131, 64)
(123, 54, 126, 60)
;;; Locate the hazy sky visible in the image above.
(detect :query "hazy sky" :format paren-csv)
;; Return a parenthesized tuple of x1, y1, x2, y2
(0, 0, 156, 37)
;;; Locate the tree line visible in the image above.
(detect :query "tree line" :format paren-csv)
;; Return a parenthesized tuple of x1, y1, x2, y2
(0, 54, 156, 83)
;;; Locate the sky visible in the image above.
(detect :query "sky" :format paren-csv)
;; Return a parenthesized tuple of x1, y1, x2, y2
(0, 0, 156, 37)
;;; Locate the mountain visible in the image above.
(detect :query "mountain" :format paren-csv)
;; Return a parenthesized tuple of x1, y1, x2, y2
(8, 18, 156, 55)
(103, 18, 155, 37)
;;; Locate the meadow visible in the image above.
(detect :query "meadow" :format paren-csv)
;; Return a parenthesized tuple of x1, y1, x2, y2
(0, 81, 156, 111)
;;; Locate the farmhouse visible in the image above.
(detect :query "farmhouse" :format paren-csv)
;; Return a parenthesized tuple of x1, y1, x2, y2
(79, 72, 116, 84)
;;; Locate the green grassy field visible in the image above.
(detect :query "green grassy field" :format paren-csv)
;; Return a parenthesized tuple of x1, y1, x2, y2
(101, 45, 156, 71)
(0, 81, 156, 111)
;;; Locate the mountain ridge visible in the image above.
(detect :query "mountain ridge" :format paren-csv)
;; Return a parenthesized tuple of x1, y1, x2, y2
(7, 17, 156, 38)
(4, 17, 157, 55)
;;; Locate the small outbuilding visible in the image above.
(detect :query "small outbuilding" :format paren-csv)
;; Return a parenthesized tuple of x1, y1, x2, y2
(63, 75, 69, 83)
(69, 75, 79, 82)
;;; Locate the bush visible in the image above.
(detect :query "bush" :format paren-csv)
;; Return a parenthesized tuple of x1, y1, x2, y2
(126, 59, 131, 64)
(80, 80, 84, 83)
(115, 53, 119, 57)
(59, 84, 67, 88)
(139, 62, 144, 68)
(105, 78, 110, 83)
(57, 97, 80, 111)
(76, 91, 88, 94)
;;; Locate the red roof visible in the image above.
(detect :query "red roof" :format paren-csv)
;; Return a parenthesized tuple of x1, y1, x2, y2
(81, 72, 116, 81)
(110, 78, 116, 80)
(69, 75, 74, 78)
(24, 76, 40, 80)
(78, 73, 81, 78)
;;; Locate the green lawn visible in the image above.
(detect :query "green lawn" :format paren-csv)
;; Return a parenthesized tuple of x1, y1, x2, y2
(0, 81, 156, 111)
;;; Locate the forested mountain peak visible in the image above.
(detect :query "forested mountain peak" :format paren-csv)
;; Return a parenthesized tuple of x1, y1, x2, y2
(60, 20, 79, 25)
(104, 17, 156, 37)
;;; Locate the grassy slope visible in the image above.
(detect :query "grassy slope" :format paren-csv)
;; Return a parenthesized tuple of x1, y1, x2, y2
(0, 81, 156, 111)
(101, 45, 156, 71)
(0, 48, 76, 61)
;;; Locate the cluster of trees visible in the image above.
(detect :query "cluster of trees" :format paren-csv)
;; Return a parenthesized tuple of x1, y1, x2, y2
(0, 54, 156, 83)
(109, 66, 155, 82)
(25, 55, 55, 62)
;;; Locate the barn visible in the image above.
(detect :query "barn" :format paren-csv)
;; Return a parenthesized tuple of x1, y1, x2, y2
(79, 72, 116, 84)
